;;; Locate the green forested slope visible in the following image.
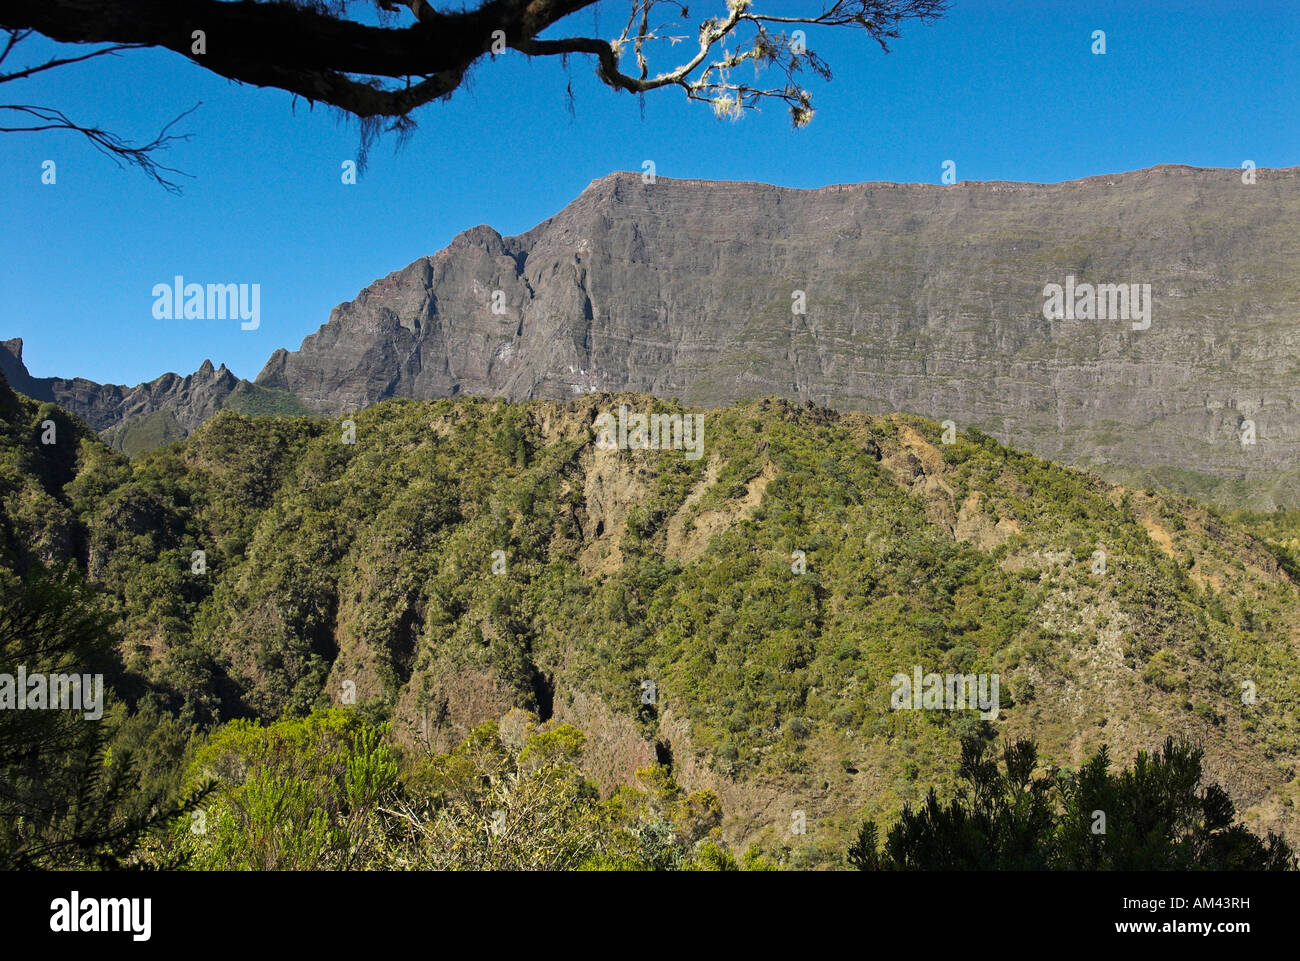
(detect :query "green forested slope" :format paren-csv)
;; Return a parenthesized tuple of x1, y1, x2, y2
(2, 374, 1298, 867)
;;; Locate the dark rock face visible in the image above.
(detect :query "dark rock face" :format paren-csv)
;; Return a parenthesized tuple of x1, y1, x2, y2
(256, 165, 1300, 488)
(2, 337, 242, 432)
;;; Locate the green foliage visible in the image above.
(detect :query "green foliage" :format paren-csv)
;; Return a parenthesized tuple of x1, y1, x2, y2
(177, 709, 398, 869)
(394, 714, 733, 870)
(221, 383, 313, 420)
(0, 564, 199, 868)
(102, 410, 188, 457)
(4, 369, 1300, 869)
(851, 736, 1296, 870)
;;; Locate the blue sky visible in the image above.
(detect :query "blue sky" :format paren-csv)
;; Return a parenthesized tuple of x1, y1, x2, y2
(4, 0, 1298, 385)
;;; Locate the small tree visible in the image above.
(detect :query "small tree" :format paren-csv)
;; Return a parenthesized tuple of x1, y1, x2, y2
(0, 564, 198, 868)
(850, 735, 1296, 871)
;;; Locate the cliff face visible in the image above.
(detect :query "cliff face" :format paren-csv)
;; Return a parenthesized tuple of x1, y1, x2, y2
(256, 165, 1300, 494)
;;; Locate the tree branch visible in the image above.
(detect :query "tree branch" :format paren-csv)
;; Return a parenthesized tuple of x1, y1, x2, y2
(0, 0, 598, 117)
(0, 1, 946, 122)
(0, 40, 144, 84)
(0, 102, 199, 192)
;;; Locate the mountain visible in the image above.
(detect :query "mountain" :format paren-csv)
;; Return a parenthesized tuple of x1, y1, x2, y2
(5, 365, 1299, 859)
(255, 164, 1300, 508)
(0, 338, 309, 455)
(9, 165, 1299, 506)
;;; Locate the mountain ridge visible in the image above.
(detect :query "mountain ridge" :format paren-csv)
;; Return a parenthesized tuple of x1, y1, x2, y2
(255, 163, 1300, 507)
(8, 164, 1300, 504)
(0, 337, 308, 455)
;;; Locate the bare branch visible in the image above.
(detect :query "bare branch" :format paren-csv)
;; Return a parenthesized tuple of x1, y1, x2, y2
(0, 102, 199, 192)
(0, 40, 144, 84)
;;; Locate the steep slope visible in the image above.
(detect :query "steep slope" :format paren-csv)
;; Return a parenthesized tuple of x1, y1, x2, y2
(7, 378, 1299, 861)
(256, 165, 1300, 507)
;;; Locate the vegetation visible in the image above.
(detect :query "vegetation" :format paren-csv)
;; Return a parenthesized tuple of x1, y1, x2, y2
(167, 707, 736, 871)
(0, 566, 201, 868)
(1, 370, 1298, 869)
(848, 736, 1295, 870)
(221, 382, 315, 421)
(101, 409, 188, 458)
